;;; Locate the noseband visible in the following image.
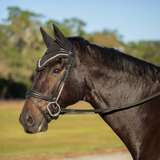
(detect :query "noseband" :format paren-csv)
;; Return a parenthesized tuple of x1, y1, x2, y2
(26, 45, 78, 123)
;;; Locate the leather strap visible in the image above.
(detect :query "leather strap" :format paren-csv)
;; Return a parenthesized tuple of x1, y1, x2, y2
(27, 96, 51, 123)
(60, 91, 160, 115)
(26, 90, 53, 102)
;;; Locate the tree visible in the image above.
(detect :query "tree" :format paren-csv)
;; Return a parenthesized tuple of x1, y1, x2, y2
(0, 7, 74, 98)
(62, 18, 86, 36)
(85, 29, 124, 51)
(45, 19, 70, 38)
(125, 41, 160, 66)
(0, 7, 44, 98)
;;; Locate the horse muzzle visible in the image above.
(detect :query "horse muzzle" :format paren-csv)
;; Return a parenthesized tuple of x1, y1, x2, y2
(19, 109, 48, 134)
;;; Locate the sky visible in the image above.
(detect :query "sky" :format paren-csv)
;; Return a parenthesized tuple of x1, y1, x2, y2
(0, 0, 160, 43)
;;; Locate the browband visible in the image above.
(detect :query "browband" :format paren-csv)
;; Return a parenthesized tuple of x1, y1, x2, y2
(37, 48, 74, 71)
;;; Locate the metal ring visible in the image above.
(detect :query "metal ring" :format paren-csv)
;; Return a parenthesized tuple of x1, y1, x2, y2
(47, 102, 61, 117)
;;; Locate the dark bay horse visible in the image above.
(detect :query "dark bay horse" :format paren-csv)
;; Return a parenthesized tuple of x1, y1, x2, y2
(19, 24, 160, 160)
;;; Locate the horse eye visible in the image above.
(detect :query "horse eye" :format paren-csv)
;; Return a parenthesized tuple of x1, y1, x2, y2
(53, 69, 61, 74)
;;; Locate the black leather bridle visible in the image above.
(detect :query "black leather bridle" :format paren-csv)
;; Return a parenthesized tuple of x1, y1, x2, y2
(26, 45, 78, 123)
(26, 44, 160, 123)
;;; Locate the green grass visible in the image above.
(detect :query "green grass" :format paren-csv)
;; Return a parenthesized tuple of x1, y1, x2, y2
(0, 101, 126, 160)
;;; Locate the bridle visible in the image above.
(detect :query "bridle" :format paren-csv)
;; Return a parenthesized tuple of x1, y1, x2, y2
(26, 45, 78, 123)
(26, 44, 160, 123)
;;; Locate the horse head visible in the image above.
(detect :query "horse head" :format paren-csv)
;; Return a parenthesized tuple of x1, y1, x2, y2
(19, 24, 86, 133)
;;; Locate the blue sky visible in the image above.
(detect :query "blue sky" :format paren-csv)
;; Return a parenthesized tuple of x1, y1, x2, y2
(0, 0, 160, 43)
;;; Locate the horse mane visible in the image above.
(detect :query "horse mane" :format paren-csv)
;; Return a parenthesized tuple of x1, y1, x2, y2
(67, 36, 160, 82)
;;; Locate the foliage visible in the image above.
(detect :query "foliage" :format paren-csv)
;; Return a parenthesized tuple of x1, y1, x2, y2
(85, 29, 124, 50)
(62, 18, 86, 36)
(125, 41, 160, 66)
(0, 7, 44, 98)
(0, 7, 160, 98)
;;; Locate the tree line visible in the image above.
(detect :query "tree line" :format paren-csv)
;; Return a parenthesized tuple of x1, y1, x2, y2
(0, 7, 160, 99)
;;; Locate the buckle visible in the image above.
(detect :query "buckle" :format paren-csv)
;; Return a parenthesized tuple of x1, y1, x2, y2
(47, 102, 61, 117)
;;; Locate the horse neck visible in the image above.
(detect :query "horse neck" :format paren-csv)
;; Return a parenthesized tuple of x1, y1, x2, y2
(82, 52, 160, 108)
(80, 50, 160, 159)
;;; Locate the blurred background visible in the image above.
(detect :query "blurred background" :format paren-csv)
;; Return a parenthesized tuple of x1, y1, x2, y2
(0, 0, 160, 159)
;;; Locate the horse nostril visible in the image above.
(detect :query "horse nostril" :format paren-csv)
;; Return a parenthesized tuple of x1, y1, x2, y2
(25, 113, 35, 127)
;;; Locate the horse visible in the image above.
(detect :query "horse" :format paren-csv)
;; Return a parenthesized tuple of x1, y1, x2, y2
(19, 24, 160, 160)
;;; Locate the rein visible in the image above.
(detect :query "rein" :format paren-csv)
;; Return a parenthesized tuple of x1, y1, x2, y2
(26, 44, 160, 123)
(60, 91, 160, 115)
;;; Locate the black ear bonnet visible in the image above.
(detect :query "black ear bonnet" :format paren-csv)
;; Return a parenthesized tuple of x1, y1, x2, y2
(37, 24, 72, 71)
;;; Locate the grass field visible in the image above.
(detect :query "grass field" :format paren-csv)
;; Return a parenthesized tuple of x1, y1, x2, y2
(0, 100, 127, 160)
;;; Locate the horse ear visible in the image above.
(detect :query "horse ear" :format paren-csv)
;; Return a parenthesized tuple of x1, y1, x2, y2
(40, 27, 54, 48)
(53, 24, 71, 50)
